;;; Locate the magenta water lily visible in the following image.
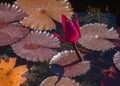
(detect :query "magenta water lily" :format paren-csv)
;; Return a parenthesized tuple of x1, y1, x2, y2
(54, 14, 80, 43)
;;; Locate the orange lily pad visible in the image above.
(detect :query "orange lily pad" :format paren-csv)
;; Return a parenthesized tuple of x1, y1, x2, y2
(16, 0, 73, 30)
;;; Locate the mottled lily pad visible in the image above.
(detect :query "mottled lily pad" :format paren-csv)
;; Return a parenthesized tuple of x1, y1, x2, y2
(12, 30, 60, 62)
(49, 50, 90, 77)
(78, 23, 119, 51)
(0, 23, 29, 46)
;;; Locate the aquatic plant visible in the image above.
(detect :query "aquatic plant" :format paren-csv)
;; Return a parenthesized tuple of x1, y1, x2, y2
(49, 50, 90, 77)
(0, 3, 29, 46)
(100, 66, 120, 86)
(54, 14, 80, 43)
(11, 30, 60, 62)
(15, 0, 73, 30)
(40, 76, 80, 86)
(78, 23, 119, 51)
(0, 0, 120, 86)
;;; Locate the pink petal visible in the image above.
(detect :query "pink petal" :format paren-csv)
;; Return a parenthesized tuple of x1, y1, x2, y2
(61, 14, 79, 42)
(53, 32, 67, 42)
(75, 13, 80, 34)
(61, 14, 68, 33)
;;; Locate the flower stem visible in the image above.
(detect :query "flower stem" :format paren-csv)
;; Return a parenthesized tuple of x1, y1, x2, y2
(72, 42, 84, 61)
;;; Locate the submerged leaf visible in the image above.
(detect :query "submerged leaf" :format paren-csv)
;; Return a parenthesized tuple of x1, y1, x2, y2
(100, 66, 120, 86)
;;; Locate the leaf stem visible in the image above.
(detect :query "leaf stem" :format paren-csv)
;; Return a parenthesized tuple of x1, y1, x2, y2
(72, 42, 84, 61)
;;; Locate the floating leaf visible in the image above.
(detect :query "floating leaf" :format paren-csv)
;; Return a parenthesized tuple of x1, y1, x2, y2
(0, 3, 26, 23)
(49, 50, 90, 77)
(40, 76, 81, 86)
(0, 23, 29, 46)
(16, 0, 73, 30)
(0, 58, 28, 86)
(12, 30, 60, 62)
(113, 51, 120, 71)
(78, 23, 119, 51)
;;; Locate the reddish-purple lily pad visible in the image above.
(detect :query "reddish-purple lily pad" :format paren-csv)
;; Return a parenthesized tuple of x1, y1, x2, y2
(78, 23, 119, 51)
(100, 66, 120, 86)
(40, 76, 81, 86)
(11, 30, 60, 62)
(49, 50, 90, 77)
(0, 3, 26, 23)
(0, 23, 29, 46)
